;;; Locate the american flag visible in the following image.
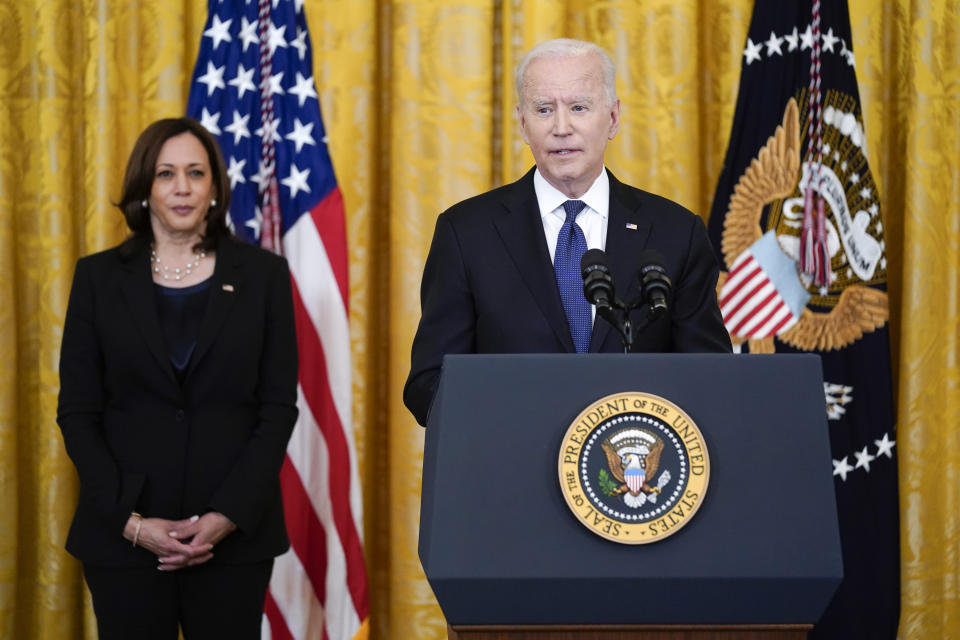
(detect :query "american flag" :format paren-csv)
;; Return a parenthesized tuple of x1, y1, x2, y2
(186, 1, 369, 638)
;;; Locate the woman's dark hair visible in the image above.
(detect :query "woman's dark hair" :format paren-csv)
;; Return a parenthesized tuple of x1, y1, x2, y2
(117, 117, 232, 255)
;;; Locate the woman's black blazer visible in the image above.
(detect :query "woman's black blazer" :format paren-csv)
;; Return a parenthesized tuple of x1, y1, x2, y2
(57, 237, 299, 567)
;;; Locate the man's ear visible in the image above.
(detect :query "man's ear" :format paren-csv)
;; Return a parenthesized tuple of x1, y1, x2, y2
(607, 99, 621, 140)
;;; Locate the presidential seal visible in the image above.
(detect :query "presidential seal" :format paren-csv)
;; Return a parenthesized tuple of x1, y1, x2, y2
(557, 392, 709, 544)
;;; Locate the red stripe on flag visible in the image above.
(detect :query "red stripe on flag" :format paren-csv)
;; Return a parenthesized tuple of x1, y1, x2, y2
(743, 296, 785, 337)
(722, 269, 769, 322)
(264, 590, 296, 640)
(719, 263, 762, 308)
(763, 310, 796, 338)
(737, 304, 780, 338)
(290, 278, 370, 619)
(310, 187, 349, 312)
(728, 255, 757, 280)
(730, 289, 779, 335)
(750, 290, 790, 332)
(728, 253, 754, 276)
(280, 456, 329, 606)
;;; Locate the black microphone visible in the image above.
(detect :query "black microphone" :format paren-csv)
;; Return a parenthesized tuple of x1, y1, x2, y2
(580, 249, 615, 313)
(638, 251, 672, 314)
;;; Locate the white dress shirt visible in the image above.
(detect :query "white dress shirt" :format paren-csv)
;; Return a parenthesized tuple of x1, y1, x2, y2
(534, 167, 609, 262)
(534, 168, 610, 324)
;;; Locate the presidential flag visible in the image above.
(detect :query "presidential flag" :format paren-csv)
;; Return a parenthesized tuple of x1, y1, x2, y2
(707, 1, 899, 638)
(187, 1, 369, 638)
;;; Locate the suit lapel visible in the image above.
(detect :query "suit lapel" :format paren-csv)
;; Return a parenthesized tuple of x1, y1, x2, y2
(187, 239, 242, 380)
(589, 171, 652, 352)
(493, 169, 575, 352)
(119, 242, 179, 385)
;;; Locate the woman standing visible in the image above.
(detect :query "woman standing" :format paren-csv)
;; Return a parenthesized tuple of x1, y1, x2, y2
(57, 118, 298, 639)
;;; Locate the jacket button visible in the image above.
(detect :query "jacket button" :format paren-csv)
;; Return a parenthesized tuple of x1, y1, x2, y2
(175, 409, 185, 421)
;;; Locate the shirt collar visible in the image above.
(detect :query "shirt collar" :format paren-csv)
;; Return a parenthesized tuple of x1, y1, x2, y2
(534, 168, 610, 220)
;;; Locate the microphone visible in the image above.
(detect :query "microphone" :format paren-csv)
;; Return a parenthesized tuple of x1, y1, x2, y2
(580, 249, 615, 313)
(638, 251, 672, 314)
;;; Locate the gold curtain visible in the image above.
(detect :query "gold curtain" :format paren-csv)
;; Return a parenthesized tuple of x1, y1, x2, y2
(0, 1, 956, 639)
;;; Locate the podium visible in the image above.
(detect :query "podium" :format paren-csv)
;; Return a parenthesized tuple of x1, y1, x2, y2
(419, 354, 842, 640)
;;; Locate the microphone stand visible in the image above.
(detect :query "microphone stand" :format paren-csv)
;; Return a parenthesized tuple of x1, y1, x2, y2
(599, 297, 665, 354)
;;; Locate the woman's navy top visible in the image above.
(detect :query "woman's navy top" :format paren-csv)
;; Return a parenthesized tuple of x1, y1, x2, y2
(154, 278, 212, 384)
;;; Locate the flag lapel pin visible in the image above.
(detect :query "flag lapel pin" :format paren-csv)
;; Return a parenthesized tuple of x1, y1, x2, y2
(222, 284, 235, 292)
(626, 222, 638, 230)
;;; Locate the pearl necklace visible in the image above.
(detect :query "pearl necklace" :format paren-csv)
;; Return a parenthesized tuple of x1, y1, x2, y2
(150, 247, 206, 281)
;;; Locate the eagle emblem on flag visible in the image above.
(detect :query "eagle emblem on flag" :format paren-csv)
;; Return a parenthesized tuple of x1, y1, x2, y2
(717, 97, 888, 354)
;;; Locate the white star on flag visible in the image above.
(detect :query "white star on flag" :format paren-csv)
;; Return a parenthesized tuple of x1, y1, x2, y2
(800, 24, 816, 50)
(822, 27, 840, 53)
(833, 456, 854, 481)
(229, 64, 256, 99)
(285, 118, 316, 153)
(841, 42, 857, 68)
(226, 156, 247, 189)
(289, 72, 318, 107)
(238, 16, 259, 52)
(250, 160, 272, 193)
(197, 62, 226, 96)
(290, 28, 308, 60)
(203, 15, 233, 50)
(224, 110, 251, 145)
(875, 433, 896, 458)
(744, 38, 763, 65)
(266, 21, 288, 56)
(282, 163, 311, 198)
(854, 446, 876, 472)
(199, 107, 222, 135)
(266, 71, 286, 98)
(785, 27, 799, 52)
(765, 31, 784, 56)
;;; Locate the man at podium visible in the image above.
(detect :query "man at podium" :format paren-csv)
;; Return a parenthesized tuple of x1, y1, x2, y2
(404, 38, 731, 427)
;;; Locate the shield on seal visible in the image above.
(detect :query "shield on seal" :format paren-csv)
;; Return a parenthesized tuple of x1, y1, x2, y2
(624, 467, 645, 495)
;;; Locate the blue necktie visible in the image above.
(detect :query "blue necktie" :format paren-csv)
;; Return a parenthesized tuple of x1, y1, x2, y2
(554, 200, 591, 353)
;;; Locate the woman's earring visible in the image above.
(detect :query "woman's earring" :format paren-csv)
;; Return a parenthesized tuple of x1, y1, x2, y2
(141, 199, 148, 209)
(211, 199, 217, 208)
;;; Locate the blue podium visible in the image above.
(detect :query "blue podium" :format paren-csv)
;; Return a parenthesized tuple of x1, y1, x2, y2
(419, 354, 842, 640)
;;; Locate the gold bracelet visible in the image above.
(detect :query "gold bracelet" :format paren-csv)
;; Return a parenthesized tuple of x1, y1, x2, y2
(131, 512, 143, 548)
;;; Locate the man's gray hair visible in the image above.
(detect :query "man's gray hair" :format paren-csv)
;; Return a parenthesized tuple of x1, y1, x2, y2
(514, 38, 618, 106)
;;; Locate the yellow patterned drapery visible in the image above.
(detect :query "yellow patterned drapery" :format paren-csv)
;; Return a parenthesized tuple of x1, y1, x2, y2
(0, 1, 956, 639)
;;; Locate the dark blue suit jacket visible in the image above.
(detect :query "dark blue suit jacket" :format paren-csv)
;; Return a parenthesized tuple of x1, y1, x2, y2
(57, 237, 298, 566)
(403, 168, 731, 426)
